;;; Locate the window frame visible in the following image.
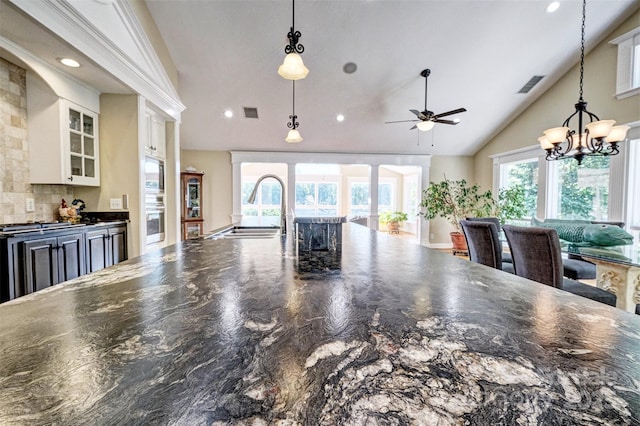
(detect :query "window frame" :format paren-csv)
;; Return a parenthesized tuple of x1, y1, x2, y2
(610, 26, 640, 99)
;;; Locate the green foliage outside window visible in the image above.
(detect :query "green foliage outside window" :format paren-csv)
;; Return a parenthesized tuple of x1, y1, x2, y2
(296, 183, 316, 205)
(557, 156, 609, 220)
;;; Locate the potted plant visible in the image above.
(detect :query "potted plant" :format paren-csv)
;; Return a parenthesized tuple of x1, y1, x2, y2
(419, 177, 496, 251)
(379, 211, 409, 234)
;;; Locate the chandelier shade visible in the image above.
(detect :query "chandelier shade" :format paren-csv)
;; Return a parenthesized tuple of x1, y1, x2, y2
(278, 53, 309, 80)
(285, 129, 303, 143)
(539, 0, 628, 164)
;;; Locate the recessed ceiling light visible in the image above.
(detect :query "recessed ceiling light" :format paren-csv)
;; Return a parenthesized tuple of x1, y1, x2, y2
(224, 109, 234, 118)
(336, 114, 345, 122)
(59, 58, 80, 68)
(546, 1, 560, 13)
(453, 118, 461, 123)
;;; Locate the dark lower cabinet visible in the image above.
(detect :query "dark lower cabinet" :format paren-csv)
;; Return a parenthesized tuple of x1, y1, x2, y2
(86, 225, 128, 273)
(20, 232, 85, 296)
(86, 229, 109, 273)
(0, 223, 127, 302)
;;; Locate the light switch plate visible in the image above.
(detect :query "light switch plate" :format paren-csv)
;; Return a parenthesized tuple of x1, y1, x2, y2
(110, 198, 122, 209)
(26, 198, 35, 212)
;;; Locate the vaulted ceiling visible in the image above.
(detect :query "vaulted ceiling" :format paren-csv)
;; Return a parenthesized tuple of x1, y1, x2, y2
(145, 0, 637, 156)
(1, 0, 637, 157)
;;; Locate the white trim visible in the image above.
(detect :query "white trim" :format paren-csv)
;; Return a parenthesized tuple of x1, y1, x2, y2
(230, 151, 431, 167)
(489, 144, 539, 160)
(609, 26, 640, 98)
(10, 0, 185, 121)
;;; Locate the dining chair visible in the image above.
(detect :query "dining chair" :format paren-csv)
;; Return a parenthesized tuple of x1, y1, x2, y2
(502, 225, 616, 307)
(465, 217, 512, 264)
(459, 220, 514, 274)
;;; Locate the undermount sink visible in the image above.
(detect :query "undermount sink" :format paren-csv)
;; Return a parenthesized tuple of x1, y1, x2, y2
(209, 226, 280, 240)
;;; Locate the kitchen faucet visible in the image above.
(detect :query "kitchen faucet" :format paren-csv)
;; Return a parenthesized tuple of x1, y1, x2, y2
(247, 174, 287, 235)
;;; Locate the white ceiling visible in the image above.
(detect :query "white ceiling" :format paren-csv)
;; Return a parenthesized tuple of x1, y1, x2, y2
(145, 0, 637, 156)
(2, 0, 637, 157)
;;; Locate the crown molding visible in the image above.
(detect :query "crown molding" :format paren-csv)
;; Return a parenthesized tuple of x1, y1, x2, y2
(9, 0, 185, 121)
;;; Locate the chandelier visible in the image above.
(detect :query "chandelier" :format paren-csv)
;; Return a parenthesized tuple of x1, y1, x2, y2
(285, 81, 303, 143)
(538, 0, 629, 165)
(277, 0, 309, 80)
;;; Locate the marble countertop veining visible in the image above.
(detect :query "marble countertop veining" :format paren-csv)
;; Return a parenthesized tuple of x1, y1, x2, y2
(0, 224, 638, 424)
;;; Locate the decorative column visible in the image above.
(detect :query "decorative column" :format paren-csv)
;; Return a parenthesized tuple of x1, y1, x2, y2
(287, 163, 296, 233)
(368, 165, 379, 230)
(231, 159, 243, 224)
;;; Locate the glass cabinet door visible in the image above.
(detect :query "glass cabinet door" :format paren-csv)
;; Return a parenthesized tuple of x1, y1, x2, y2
(187, 177, 201, 218)
(68, 107, 96, 179)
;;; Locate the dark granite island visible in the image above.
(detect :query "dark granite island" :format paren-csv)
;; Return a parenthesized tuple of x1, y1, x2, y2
(0, 224, 638, 424)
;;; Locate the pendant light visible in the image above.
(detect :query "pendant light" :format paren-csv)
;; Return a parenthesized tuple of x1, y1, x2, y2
(285, 81, 303, 143)
(278, 0, 309, 80)
(538, 0, 629, 165)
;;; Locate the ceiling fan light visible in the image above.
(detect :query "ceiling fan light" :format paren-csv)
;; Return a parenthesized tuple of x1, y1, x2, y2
(585, 120, 615, 138)
(605, 125, 630, 143)
(278, 53, 309, 80)
(416, 121, 435, 132)
(285, 129, 303, 143)
(543, 126, 569, 144)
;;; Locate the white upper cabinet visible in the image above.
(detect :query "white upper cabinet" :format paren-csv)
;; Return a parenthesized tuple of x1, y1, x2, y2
(28, 92, 100, 187)
(144, 109, 166, 159)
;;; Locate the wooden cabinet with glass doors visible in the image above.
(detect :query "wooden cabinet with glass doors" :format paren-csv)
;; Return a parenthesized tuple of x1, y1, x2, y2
(181, 172, 204, 240)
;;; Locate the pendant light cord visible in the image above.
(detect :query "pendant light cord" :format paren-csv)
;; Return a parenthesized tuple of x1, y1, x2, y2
(292, 80, 296, 116)
(578, 0, 586, 101)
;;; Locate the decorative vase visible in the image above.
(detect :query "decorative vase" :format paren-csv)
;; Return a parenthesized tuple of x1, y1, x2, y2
(450, 231, 468, 255)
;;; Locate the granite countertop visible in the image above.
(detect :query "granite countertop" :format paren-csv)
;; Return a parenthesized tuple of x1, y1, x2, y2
(0, 224, 638, 424)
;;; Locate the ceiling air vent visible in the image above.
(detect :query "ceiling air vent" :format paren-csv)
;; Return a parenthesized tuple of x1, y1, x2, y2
(243, 107, 259, 119)
(517, 75, 544, 94)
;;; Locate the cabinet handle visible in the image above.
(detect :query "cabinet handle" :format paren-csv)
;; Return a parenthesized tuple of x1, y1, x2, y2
(68, 176, 74, 181)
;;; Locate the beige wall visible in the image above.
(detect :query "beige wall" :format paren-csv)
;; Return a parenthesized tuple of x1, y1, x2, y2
(180, 150, 233, 233)
(76, 94, 142, 256)
(474, 10, 640, 189)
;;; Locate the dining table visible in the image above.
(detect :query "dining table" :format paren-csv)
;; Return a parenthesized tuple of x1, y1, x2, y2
(568, 243, 640, 313)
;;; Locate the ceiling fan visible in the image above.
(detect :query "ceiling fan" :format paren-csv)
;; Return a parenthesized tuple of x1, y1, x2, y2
(386, 69, 467, 131)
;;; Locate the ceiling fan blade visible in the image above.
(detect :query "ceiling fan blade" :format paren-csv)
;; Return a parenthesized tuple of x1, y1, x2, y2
(409, 125, 417, 130)
(409, 109, 427, 120)
(385, 119, 420, 124)
(434, 119, 458, 125)
(433, 107, 467, 119)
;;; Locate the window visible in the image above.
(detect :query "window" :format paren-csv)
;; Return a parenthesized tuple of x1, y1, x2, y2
(347, 179, 398, 215)
(610, 27, 640, 99)
(349, 182, 369, 215)
(499, 158, 539, 221)
(626, 131, 640, 242)
(550, 156, 610, 221)
(295, 182, 338, 216)
(493, 147, 541, 222)
(241, 180, 281, 217)
(378, 183, 393, 213)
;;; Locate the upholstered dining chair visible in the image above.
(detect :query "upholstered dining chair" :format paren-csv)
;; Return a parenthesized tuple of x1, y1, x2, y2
(465, 217, 513, 264)
(502, 225, 616, 307)
(459, 220, 514, 274)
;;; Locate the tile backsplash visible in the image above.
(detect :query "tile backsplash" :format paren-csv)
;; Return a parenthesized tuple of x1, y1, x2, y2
(0, 57, 74, 224)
